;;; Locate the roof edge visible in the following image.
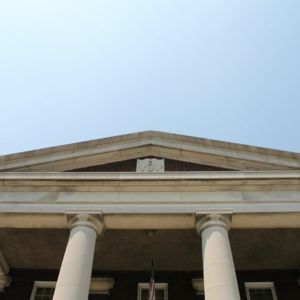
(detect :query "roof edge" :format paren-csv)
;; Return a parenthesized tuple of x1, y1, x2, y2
(0, 131, 299, 171)
(1, 131, 299, 160)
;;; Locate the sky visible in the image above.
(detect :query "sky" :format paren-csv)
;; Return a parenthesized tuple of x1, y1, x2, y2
(0, 1, 299, 155)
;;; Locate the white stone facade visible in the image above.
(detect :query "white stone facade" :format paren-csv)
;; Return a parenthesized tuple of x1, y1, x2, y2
(0, 131, 299, 299)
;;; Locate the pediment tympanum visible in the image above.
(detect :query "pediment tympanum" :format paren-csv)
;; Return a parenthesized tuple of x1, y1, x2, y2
(0, 131, 299, 172)
(67, 157, 234, 172)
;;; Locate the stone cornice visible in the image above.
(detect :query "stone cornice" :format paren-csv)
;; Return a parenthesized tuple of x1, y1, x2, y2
(1, 170, 300, 181)
(0, 131, 299, 171)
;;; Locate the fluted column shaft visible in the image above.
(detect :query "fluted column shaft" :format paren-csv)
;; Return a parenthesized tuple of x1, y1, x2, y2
(53, 214, 103, 300)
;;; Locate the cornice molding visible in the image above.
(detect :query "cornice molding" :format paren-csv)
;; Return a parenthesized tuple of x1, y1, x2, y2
(1, 170, 300, 181)
(0, 131, 299, 171)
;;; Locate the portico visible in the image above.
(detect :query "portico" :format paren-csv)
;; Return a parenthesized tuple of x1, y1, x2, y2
(47, 211, 241, 300)
(52, 214, 103, 300)
(0, 131, 299, 300)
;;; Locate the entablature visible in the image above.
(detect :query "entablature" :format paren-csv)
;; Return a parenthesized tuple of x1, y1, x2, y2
(0, 212, 300, 230)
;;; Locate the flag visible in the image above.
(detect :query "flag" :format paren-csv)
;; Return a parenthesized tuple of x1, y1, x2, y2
(148, 260, 155, 300)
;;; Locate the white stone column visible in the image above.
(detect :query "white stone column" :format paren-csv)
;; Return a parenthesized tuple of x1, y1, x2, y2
(53, 214, 103, 300)
(196, 214, 240, 300)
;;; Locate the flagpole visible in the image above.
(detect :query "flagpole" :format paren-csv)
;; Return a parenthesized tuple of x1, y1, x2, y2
(148, 260, 155, 300)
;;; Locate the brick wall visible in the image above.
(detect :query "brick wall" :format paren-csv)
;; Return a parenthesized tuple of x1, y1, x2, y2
(1, 270, 299, 300)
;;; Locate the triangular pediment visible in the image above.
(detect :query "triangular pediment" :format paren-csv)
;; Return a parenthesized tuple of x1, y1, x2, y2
(0, 131, 299, 172)
(67, 157, 233, 172)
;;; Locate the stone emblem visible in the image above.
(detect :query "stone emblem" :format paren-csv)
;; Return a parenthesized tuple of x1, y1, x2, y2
(136, 158, 165, 173)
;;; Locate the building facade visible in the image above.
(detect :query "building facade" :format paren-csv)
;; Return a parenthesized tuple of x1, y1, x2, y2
(0, 131, 299, 300)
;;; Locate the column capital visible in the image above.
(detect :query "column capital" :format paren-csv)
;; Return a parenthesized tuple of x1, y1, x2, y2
(67, 213, 104, 235)
(90, 278, 115, 294)
(192, 278, 204, 295)
(0, 275, 11, 291)
(195, 213, 231, 234)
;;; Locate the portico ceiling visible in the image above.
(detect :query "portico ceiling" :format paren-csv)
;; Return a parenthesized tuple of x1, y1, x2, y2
(0, 228, 299, 271)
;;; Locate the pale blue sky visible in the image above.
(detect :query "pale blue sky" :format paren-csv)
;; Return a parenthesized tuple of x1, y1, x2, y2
(0, 1, 299, 155)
